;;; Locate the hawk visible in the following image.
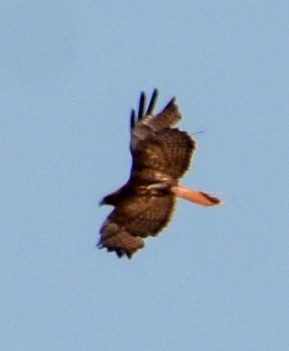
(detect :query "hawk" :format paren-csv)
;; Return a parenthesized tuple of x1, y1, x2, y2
(98, 89, 222, 258)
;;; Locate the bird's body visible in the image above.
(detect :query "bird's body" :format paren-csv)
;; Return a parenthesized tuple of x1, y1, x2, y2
(98, 90, 222, 258)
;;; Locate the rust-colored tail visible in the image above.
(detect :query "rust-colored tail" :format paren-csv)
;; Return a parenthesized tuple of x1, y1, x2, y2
(171, 185, 223, 206)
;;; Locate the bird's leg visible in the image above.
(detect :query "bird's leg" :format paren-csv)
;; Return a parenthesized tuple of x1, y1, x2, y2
(171, 185, 223, 206)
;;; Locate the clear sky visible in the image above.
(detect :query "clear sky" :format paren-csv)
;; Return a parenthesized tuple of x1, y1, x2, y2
(1, 1, 289, 350)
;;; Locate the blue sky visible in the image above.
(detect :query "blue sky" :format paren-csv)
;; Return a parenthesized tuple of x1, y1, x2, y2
(1, 1, 289, 350)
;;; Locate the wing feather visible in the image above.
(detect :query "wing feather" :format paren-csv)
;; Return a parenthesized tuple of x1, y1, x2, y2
(138, 92, 146, 120)
(146, 89, 159, 116)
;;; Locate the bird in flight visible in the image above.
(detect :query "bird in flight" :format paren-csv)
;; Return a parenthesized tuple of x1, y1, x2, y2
(98, 89, 222, 258)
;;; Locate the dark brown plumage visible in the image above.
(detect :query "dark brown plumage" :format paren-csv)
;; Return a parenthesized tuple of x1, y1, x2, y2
(98, 89, 222, 258)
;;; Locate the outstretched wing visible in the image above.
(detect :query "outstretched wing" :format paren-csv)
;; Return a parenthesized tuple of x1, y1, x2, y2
(130, 89, 196, 180)
(98, 192, 175, 258)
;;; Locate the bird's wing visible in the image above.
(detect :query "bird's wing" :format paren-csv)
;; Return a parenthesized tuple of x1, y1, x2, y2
(98, 192, 175, 258)
(130, 90, 196, 180)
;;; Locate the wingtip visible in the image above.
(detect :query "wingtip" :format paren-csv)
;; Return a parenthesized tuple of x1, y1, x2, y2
(130, 109, 136, 129)
(138, 91, 146, 120)
(152, 88, 159, 99)
(146, 89, 159, 115)
(166, 96, 177, 107)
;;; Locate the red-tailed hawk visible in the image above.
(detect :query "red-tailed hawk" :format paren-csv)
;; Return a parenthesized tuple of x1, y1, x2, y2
(98, 89, 222, 258)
